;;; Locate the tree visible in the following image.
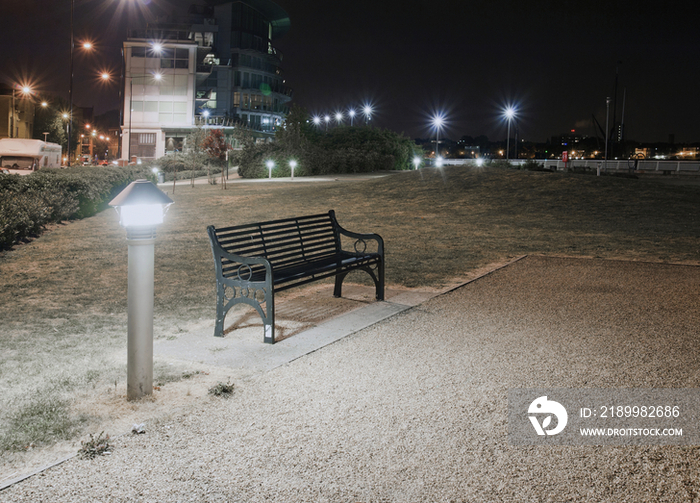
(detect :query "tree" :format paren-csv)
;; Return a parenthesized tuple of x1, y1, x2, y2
(201, 129, 231, 187)
(184, 127, 208, 187)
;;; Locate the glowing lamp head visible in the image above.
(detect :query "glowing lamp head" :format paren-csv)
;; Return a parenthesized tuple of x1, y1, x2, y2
(504, 107, 516, 120)
(436, 156, 444, 168)
(349, 109, 356, 117)
(289, 160, 298, 169)
(413, 156, 421, 169)
(202, 110, 210, 118)
(266, 160, 274, 169)
(476, 158, 484, 167)
(335, 112, 343, 122)
(312, 116, 321, 125)
(109, 180, 173, 237)
(363, 105, 372, 116)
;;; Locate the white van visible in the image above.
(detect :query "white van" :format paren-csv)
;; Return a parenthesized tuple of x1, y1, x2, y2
(0, 139, 63, 174)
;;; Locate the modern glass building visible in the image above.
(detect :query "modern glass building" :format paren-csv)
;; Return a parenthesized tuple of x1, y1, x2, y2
(121, 0, 292, 161)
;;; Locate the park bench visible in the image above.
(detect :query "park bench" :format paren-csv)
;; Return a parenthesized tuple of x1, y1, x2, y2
(207, 210, 384, 343)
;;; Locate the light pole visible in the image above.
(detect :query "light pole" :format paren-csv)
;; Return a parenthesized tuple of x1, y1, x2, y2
(504, 107, 516, 161)
(324, 115, 330, 131)
(266, 159, 274, 179)
(67, 0, 74, 165)
(603, 96, 611, 176)
(335, 112, 343, 125)
(413, 156, 421, 170)
(349, 108, 356, 126)
(289, 159, 297, 180)
(431, 114, 445, 165)
(10, 85, 32, 138)
(363, 105, 372, 125)
(109, 180, 173, 401)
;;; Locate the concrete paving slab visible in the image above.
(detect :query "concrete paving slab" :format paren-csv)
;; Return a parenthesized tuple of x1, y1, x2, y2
(154, 300, 412, 374)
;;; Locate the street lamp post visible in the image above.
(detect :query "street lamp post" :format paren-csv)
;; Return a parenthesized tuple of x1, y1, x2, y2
(289, 159, 297, 180)
(504, 107, 515, 161)
(349, 109, 356, 126)
(431, 114, 444, 165)
(109, 180, 174, 401)
(603, 96, 611, 176)
(266, 159, 274, 179)
(363, 105, 372, 125)
(10, 86, 32, 138)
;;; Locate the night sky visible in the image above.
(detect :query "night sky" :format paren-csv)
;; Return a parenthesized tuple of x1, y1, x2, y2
(1, 0, 698, 143)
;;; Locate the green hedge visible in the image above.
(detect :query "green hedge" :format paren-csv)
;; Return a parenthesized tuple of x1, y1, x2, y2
(237, 126, 419, 178)
(0, 166, 154, 250)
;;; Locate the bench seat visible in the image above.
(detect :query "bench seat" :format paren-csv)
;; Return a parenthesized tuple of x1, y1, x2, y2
(208, 210, 384, 343)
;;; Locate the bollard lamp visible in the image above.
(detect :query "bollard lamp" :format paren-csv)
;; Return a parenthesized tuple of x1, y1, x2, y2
(109, 180, 173, 400)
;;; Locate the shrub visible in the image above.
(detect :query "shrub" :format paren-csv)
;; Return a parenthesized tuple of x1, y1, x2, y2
(0, 166, 153, 250)
(237, 126, 420, 178)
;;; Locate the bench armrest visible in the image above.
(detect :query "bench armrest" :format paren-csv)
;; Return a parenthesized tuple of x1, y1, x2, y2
(328, 210, 384, 256)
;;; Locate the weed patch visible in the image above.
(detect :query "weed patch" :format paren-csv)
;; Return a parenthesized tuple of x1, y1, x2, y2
(0, 390, 85, 452)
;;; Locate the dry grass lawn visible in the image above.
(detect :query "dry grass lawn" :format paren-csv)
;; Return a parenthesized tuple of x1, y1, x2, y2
(1, 165, 699, 477)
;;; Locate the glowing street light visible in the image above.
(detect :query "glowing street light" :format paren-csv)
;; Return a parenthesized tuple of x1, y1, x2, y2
(109, 180, 174, 401)
(362, 104, 373, 124)
(335, 112, 343, 124)
(348, 108, 356, 126)
(10, 84, 33, 138)
(504, 106, 516, 161)
(312, 116, 321, 127)
(324, 115, 330, 130)
(266, 159, 274, 179)
(413, 156, 421, 170)
(431, 113, 445, 163)
(289, 159, 297, 180)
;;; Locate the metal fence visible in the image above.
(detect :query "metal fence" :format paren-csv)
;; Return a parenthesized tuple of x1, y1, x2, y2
(440, 158, 700, 175)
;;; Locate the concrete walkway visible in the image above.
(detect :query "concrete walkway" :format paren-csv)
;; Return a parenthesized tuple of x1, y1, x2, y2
(3, 256, 700, 502)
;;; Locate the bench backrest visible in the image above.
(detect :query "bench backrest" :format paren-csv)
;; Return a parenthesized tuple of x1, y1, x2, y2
(210, 211, 340, 272)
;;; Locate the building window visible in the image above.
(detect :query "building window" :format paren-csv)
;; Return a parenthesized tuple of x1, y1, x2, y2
(233, 92, 240, 107)
(131, 47, 146, 58)
(160, 48, 189, 69)
(130, 133, 156, 158)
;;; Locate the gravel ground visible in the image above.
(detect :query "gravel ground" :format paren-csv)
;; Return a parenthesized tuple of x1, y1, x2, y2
(2, 256, 700, 502)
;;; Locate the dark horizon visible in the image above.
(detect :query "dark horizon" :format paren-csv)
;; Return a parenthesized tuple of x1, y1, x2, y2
(1, 0, 698, 144)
